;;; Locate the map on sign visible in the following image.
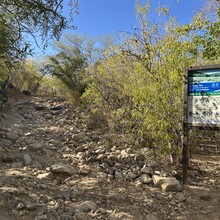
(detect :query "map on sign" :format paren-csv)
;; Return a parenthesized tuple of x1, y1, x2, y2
(188, 69, 220, 125)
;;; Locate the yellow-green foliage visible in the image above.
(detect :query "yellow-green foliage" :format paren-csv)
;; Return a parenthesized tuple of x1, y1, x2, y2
(82, 5, 199, 155)
(128, 34, 195, 151)
(37, 76, 57, 96)
(0, 60, 10, 83)
(82, 53, 135, 132)
(10, 60, 42, 92)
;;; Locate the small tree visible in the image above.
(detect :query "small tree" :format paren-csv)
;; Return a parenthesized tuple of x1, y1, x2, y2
(42, 35, 91, 99)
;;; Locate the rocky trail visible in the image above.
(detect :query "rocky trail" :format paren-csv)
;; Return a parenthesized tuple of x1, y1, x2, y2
(0, 94, 219, 220)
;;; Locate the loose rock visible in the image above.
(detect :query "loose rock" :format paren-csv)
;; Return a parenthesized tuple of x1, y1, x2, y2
(153, 175, 182, 192)
(138, 174, 152, 184)
(23, 153, 32, 165)
(77, 200, 97, 212)
(6, 132, 19, 141)
(50, 163, 77, 175)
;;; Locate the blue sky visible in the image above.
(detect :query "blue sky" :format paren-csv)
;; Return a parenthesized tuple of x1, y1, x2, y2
(33, 0, 205, 57)
(72, 0, 204, 37)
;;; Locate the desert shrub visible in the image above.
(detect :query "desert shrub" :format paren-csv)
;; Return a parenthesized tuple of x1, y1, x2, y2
(82, 3, 199, 158)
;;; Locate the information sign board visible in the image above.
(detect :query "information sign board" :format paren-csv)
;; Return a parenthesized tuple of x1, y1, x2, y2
(187, 65, 220, 126)
(182, 65, 220, 184)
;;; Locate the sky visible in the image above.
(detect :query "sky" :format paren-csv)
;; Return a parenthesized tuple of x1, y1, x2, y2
(72, 0, 205, 37)
(33, 0, 206, 57)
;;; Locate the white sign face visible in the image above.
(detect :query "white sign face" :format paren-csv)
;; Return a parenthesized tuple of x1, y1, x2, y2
(187, 68, 220, 125)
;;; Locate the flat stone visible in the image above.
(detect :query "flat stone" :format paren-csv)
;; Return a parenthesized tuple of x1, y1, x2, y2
(45, 114, 53, 119)
(79, 166, 91, 175)
(141, 167, 153, 174)
(6, 132, 19, 141)
(161, 182, 182, 192)
(50, 163, 77, 175)
(72, 132, 87, 142)
(23, 114, 33, 119)
(29, 142, 43, 149)
(77, 200, 97, 212)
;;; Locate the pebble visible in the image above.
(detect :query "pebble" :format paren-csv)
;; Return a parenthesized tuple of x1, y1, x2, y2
(97, 172, 107, 178)
(174, 193, 186, 202)
(16, 202, 25, 210)
(115, 171, 123, 179)
(12, 210, 19, 215)
(23, 153, 32, 165)
(138, 174, 152, 184)
(6, 132, 19, 141)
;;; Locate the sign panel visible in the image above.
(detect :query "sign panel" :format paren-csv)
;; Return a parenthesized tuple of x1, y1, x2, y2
(187, 66, 220, 126)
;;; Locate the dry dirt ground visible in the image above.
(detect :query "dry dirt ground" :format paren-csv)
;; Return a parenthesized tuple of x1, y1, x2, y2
(0, 92, 219, 220)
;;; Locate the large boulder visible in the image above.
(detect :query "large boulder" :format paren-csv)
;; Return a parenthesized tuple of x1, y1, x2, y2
(152, 175, 182, 192)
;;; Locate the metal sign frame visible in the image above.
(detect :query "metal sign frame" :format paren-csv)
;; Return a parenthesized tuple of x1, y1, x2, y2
(182, 64, 220, 183)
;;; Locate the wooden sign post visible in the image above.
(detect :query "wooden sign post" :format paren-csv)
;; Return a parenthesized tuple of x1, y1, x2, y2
(182, 64, 220, 184)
